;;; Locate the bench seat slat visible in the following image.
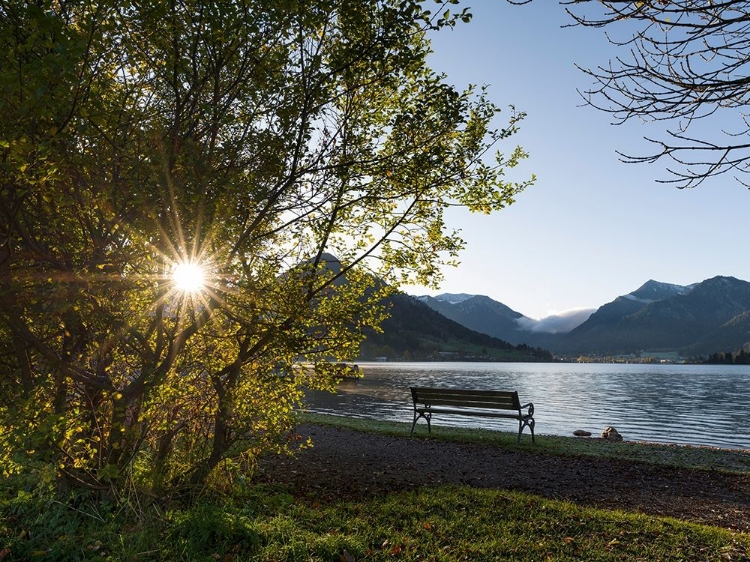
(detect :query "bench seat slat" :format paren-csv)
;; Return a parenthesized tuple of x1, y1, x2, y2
(413, 389, 518, 405)
(412, 387, 517, 397)
(409, 386, 535, 443)
(415, 398, 518, 409)
(415, 407, 531, 420)
(415, 391, 517, 399)
(412, 388, 519, 401)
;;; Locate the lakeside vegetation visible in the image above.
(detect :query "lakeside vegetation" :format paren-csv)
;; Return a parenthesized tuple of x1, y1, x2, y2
(3, 414, 748, 561)
(3, 1, 750, 559)
(0, 0, 533, 501)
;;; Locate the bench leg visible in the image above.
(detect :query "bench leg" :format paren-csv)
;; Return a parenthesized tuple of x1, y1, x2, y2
(410, 411, 432, 435)
(517, 418, 536, 444)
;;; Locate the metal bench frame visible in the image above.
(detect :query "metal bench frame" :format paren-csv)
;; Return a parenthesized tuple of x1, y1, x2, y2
(409, 386, 535, 443)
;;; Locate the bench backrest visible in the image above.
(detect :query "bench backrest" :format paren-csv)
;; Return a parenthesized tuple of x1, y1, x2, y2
(410, 387, 521, 411)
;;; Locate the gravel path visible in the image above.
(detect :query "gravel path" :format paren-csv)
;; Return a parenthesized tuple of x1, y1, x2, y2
(258, 424, 750, 532)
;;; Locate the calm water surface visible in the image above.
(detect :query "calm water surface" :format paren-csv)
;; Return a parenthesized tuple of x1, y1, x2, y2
(306, 362, 750, 450)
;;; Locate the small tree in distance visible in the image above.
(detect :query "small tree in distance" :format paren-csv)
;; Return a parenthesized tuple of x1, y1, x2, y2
(0, 0, 532, 495)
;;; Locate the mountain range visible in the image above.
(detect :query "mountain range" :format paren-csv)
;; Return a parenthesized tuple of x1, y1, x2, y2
(310, 253, 554, 362)
(414, 276, 750, 358)
(316, 252, 749, 359)
(358, 292, 553, 362)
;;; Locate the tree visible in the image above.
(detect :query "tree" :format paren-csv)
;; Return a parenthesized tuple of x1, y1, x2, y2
(0, 0, 532, 494)
(558, 0, 750, 188)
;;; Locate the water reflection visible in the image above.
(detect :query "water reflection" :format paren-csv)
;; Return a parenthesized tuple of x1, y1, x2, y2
(305, 362, 750, 450)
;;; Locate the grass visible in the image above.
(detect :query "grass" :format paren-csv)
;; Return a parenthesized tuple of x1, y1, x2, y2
(2, 481, 748, 561)
(300, 412, 750, 474)
(2, 414, 749, 561)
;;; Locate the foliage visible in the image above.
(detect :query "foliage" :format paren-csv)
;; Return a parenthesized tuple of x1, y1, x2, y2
(560, 0, 750, 188)
(0, 0, 532, 495)
(705, 349, 750, 365)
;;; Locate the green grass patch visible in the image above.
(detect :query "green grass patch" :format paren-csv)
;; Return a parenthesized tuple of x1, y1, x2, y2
(255, 485, 749, 562)
(2, 480, 748, 561)
(300, 412, 750, 474)
(3, 415, 748, 560)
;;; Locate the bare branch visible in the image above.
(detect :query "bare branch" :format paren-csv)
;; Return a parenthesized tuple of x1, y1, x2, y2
(561, 0, 750, 188)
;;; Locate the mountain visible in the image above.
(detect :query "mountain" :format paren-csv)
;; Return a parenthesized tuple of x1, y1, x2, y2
(411, 277, 750, 358)
(689, 310, 750, 355)
(602, 279, 690, 322)
(427, 293, 475, 305)
(564, 280, 691, 338)
(557, 276, 750, 355)
(302, 255, 552, 362)
(415, 293, 530, 345)
(359, 292, 553, 362)
(415, 293, 594, 347)
(327, 252, 750, 359)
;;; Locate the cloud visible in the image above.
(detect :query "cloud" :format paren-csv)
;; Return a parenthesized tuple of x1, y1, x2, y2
(516, 308, 596, 334)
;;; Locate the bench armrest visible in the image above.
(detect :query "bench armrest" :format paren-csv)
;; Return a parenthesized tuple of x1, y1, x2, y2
(520, 402, 534, 416)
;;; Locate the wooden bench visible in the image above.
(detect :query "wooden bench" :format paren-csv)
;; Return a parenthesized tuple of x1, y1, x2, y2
(409, 387, 535, 443)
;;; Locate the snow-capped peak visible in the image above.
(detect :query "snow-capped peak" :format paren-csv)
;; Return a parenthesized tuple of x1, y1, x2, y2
(433, 293, 476, 305)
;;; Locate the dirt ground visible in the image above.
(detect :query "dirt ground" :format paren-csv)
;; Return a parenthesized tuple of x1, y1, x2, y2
(258, 424, 750, 532)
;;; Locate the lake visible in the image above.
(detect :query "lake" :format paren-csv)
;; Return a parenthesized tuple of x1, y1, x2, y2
(305, 362, 750, 450)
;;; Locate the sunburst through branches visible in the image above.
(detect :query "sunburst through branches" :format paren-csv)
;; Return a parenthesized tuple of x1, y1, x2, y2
(172, 261, 207, 294)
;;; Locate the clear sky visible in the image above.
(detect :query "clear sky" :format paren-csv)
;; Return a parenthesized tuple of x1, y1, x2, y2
(405, 2, 750, 320)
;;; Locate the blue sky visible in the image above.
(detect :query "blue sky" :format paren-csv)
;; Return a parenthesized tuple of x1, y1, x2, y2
(406, 2, 750, 320)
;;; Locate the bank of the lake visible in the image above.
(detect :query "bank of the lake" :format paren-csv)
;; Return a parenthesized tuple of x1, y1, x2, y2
(306, 362, 750, 450)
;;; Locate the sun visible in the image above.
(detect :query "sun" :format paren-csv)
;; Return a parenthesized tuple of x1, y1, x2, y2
(172, 261, 206, 293)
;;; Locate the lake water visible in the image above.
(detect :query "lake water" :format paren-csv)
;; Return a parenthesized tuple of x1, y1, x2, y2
(305, 362, 750, 450)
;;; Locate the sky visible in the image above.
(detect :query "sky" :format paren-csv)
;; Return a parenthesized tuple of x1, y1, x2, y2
(404, 2, 750, 321)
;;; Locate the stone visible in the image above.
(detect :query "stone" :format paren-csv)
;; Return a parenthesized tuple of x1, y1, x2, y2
(601, 426, 623, 442)
(573, 430, 592, 437)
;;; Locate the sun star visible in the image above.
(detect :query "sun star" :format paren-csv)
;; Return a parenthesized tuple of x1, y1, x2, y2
(172, 261, 206, 293)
